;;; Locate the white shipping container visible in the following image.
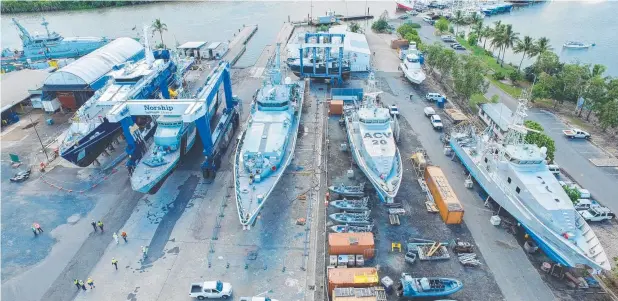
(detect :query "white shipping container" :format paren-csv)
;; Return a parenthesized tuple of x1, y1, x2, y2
(42, 99, 61, 112)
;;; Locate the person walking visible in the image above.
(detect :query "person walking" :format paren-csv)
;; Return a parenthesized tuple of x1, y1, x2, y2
(97, 221, 104, 232)
(87, 277, 95, 289)
(74, 279, 80, 290)
(79, 279, 87, 291)
(141, 246, 148, 259)
(112, 257, 118, 270)
(91, 220, 97, 232)
(121, 231, 128, 243)
(33, 223, 43, 234)
(113, 232, 119, 244)
(31, 225, 38, 236)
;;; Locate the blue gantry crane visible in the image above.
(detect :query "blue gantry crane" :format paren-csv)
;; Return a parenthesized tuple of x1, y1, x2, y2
(105, 61, 240, 183)
(299, 32, 345, 86)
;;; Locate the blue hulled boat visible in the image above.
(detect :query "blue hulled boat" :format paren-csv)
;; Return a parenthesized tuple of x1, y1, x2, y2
(397, 274, 463, 298)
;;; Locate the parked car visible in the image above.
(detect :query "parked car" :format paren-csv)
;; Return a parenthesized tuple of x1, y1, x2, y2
(450, 43, 461, 48)
(430, 115, 443, 130)
(389, 104, 400, 117)
(563, 128, 591, 139)
(441, 35, 456, 42)
(578, 206, 615, 222)
(422, 16, 433, 24)
(453, 45, 466, 51)
(423, 106, 436, 117)
(425, 92, 444, 102)
(190, 281, 232, 299)
(547, 164, 560, 175)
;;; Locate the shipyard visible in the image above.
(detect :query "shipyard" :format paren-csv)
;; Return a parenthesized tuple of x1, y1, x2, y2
(2, 1, 618, 301)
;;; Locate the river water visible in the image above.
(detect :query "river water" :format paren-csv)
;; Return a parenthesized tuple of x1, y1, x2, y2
(2, 1, 617, 74)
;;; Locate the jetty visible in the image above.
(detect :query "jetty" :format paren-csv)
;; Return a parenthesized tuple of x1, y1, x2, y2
(223, 24, 258, 65)
(250, 22, 295, 78)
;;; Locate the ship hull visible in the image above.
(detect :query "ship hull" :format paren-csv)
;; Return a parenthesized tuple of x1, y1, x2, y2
(345, 118, 402, 203)
(449, 138, 606, 270)
(396, 1, 414, 11)
(400, 63, 426, 84)
(286, 62, 351, 78)
(234, 83, 305, 227)
(60, 121, 121, 167)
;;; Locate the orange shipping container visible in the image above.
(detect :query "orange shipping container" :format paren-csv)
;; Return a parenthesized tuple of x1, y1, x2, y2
(329, 233, 375, 259)
(330, 100, 344, 115)
(390, 39, 409, 49)
(425, 166, 464, 224)
(328, 268, 379, 297)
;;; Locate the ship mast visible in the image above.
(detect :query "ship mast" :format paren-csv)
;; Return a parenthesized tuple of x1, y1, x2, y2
(12, 18, 32, 44)
(502, 90, 530, 147)
(41, 17, 51, 37)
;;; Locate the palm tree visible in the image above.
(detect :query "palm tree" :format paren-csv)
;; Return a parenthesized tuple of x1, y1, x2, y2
(514, 36, 535, 71)
(471, 19, 484, 44)
(534, 37, 553, 59)
(481, 25, 492, 49)
(469, 13, 483, 36)
(152, 18, 167, 49)
(490, 24, 504, 62)
(499, 24, 520, 67)
(452, 10, 465, 36)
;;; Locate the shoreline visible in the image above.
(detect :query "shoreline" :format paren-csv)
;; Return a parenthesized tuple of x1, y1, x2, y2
(0, 1, 155, 14)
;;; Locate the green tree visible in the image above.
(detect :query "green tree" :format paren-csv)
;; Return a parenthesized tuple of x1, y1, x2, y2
(470, 18, 484, 44)
(371, 18, 389, 33)
(452, 10, 465, 36)
(468, 33, 478, 46)
(152, 18, 168, 49)
(349, 22, 361, 33)
(534, 37, 553, 60)
(562, 185, 581, 204)
(397, 23, 418, 38)
(509, 70, 522, 84)
(423, 42, 445, 76)
(599, 99, 618, 131)
(434, 17, 449, 33)
(513, 36, 535, 71)
(583, 76, 608, 120)
(452, 55, 489, 103)
(524, 120, 556, 162)
(490, 23, 505, 63)
(480, 25, 492, 49)
(435, 48, 458, 80)
(317, 24, 329, 32)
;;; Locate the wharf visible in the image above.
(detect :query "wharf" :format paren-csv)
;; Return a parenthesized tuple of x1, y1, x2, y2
(339, 15, 374, 21)
(250, 22, 295, 78)
(223, 24, 258, 66)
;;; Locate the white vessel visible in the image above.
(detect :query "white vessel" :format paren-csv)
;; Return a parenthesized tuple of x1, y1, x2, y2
(344, 74, 403, 203)
(449, 97, 610, 271)
(234, 46, 306, 228)
(400, 43, 426, 85)
(563, 41, 594, 49)
(130, 117, 196, 193)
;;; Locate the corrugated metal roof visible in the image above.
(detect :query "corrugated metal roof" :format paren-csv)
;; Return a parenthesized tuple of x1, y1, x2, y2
(178, 41, 207, 49)
(1, 69, 49, 113)
(44, 37, 143, 86)
(480, 102, 513, 131)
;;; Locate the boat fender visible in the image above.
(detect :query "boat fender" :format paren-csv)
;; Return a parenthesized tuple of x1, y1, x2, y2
(271, 166, 277, 171)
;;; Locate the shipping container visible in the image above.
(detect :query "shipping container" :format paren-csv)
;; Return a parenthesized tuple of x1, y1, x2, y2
(332, 287, 379, 301)
(329, 100, 344, 115)
(424, 166, 464, 224)
(329, 233, 375, 259)
(328, 267, 379, 297)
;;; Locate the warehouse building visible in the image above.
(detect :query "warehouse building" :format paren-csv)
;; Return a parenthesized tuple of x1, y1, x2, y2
(42, 37, 144, 111)
(0, 69, 49, 127)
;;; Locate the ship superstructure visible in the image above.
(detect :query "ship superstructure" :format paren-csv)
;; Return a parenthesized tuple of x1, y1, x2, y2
(344, 74, 403, 203)
(234, 45, 305, 228)
(449, 97, 610, 271)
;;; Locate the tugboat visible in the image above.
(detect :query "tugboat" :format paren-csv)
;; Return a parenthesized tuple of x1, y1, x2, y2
(130, 117, 196, 194)
(344, 74, 403, 202)
(449, 95, 610, 271)
(59, 27, 190, 167)
(234, 44, 306, 228)
(2, 18, 108, 66)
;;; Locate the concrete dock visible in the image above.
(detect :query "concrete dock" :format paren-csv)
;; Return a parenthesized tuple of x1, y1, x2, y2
(223, 24, 258, 66)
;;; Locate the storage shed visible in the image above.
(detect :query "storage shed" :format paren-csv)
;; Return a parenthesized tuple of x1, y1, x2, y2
(425, 166, 464, 224)
(206, 42, 229, 60)
(42, 37, 144, 111)
(479, 102, 513, 140)
(178, 41, 208, 61)
(328, 232, 375, 259)
(1, 69, 49, 126)
(329, 27, 371, 72)
(328, 268, 379, 297)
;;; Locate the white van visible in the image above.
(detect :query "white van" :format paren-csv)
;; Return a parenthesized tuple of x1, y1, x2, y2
(425, 92, 443, 102)
(422, 16, 433, 24)
(547, 164, 560, 175)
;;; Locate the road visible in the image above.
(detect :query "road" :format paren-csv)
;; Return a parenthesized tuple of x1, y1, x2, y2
(404, 16, 618, 212)
(366, 28, 557, 301)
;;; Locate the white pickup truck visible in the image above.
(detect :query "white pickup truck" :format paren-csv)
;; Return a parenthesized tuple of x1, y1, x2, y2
(578, 206, 615, 222)
(190, 281, 233, 299)
(563, 128, 591, 139)
(430, 115, 443, 130)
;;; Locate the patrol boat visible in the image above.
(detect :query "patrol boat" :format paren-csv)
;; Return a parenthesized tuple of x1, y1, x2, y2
(2, 18, 108, 64)
(234, 45, 305, 228)
(130, 117, 196, 193)
(449, 97, 611, 271)
(59, 30, 189, 167)
(344, 74, 403, 203)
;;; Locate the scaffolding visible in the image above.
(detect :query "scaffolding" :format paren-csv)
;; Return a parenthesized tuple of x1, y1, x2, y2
(298, 32, 345, 86)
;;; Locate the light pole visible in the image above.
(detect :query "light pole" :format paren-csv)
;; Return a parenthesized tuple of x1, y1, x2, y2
(26, 111, 49, 162)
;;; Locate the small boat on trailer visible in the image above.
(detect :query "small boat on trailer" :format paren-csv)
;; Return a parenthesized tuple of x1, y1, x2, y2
(397, 273, 463, 298)
(329, 211, 372, 225)
(330, 224, 374, 233)
(329, 182, 365, 197)
(330, 197, 369, 211)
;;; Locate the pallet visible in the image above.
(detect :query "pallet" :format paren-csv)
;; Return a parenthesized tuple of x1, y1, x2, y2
(388, 208, 406, 215)
(417, 245, 450, 261)
(389, 214, 400, 225)
(375, 287, 387, 301)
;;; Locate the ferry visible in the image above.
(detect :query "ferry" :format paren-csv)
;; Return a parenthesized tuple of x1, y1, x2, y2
(130, 117, 196, 193)
(234, 46, 305, 228)
(449, 97, 610, 271)
(344, 74, 403, 203)
(2, 18, 108, 65)
(59, 30, 191, 167)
